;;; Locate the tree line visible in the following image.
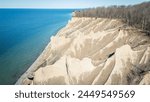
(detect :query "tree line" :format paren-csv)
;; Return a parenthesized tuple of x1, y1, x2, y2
(74, 2, 150, 33)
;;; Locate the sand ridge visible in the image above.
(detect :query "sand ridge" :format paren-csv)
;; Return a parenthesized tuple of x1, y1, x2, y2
(16, 17, 150, 85)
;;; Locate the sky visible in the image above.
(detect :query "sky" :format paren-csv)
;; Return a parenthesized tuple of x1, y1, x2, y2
(0, 0, 149, 8)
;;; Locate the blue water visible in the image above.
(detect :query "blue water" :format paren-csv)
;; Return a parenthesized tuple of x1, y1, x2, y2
(0, 9, 73, 84)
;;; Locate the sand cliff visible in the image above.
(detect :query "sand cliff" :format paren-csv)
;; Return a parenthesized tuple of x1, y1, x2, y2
(16, 17, 150, 85)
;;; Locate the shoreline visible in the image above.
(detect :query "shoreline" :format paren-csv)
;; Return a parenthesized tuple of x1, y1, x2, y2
(15, 42, 51, 84)
(15, 21, 70, 85)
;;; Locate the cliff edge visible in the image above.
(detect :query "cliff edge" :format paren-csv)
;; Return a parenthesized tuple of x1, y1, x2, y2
(16, 17, 150, 85)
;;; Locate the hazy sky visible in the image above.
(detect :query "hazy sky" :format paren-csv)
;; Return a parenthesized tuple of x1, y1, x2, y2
(0, 0, 149, 8)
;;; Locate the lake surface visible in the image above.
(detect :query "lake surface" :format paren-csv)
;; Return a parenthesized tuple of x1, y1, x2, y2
(0, 9, 73, 84)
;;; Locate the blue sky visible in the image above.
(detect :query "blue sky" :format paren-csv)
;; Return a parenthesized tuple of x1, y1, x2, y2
(0, 0, 149, 8)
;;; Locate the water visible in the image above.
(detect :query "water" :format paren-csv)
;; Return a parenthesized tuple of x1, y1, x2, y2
(0, 9, 73, 84)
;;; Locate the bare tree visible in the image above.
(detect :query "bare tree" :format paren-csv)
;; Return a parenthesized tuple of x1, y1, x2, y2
(74, 1, 150, 34)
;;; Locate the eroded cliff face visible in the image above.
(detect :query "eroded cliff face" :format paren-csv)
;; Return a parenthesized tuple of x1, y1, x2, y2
(18, 17, 150, 85)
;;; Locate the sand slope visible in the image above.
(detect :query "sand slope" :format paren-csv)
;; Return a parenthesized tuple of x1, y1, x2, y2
(16, 17, 150, 85)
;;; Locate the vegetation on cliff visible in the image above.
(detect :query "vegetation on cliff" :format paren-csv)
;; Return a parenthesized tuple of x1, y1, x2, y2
(74, 2, 150, 34)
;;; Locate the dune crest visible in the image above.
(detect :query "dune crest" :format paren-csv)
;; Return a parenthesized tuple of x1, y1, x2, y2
(16, 17, 150, 85)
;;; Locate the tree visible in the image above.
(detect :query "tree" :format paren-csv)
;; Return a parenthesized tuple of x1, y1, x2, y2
(74, 1, 150, 33)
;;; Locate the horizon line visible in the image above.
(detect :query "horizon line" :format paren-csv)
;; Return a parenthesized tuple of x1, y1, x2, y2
(0, 1, 149, 10)
(0, 7, 87, 9)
